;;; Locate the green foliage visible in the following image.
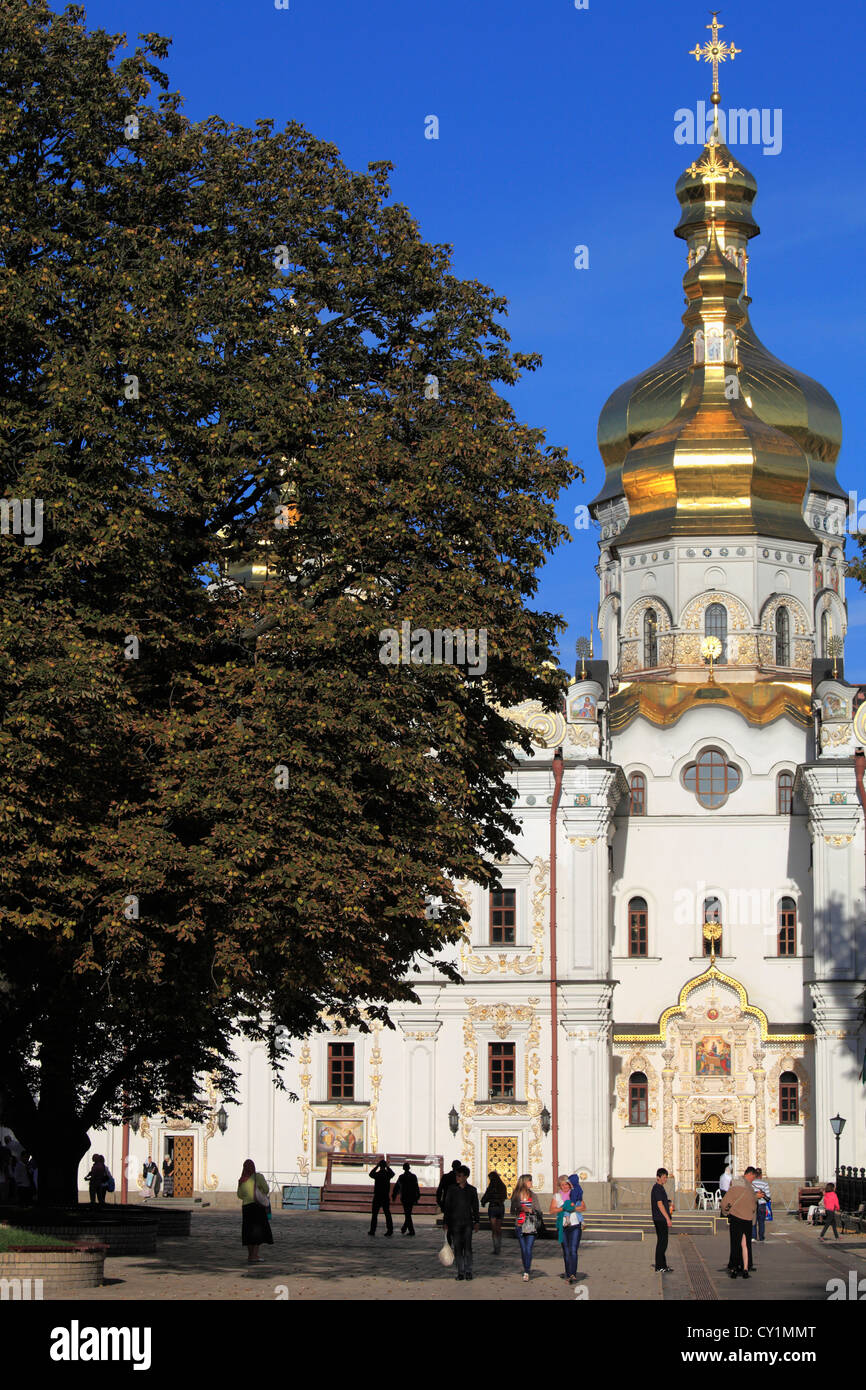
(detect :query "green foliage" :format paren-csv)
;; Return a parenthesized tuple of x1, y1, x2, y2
(0, 0, 576, 1177)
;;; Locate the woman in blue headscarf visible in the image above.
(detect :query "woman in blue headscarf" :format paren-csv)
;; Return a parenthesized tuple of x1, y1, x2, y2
(549, 1173, 585, 1284)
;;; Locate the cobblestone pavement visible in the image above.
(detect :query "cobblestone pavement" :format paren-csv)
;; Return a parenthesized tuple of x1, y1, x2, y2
(69, 1210, 662, 1302)
(661, 1217, 866, 1303)
(63, 1209, 866, 1302)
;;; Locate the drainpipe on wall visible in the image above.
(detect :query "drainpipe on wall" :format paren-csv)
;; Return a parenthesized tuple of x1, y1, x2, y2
(854, 747, 866, 899)
(549, 748, 564, 1188)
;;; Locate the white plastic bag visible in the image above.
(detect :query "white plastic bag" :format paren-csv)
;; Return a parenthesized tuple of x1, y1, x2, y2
(438, 1240, 455, 1267)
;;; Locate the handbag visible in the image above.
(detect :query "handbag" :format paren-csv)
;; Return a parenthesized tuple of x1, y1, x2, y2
(765, 1199, 773, 1222)
(105, 1172, 116, 1194)
(254, 1178, 270, 1208)
(438, 1240, 455, 1267)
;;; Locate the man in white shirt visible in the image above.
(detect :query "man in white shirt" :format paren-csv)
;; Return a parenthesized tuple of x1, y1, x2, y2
(752, 1168, 771, 1241)
(719, 1165, 732, 1196)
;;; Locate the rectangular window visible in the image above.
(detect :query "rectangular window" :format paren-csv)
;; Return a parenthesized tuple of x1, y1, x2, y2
(328, 1043, 354, 1101)
(778, 906, 796, 956)
(490, 888, 516, 944)
(488, 1042, 516, 1099)
(629, 1077, 648, 1126)
(628, 904, 648, 957)
(780, 1080, 799, 1124)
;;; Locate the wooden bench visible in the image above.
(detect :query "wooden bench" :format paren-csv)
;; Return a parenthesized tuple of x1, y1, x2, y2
(797, 1186, 824, 1221)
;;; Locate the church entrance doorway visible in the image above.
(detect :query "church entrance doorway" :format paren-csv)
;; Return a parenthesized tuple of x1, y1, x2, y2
(693, 1120, 732, 1196)
(171, 1135, 194, 1198)
(486, 1136, 518, 1192)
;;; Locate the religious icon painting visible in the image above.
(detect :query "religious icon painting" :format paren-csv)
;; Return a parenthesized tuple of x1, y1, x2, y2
(315, 1119, 365, 1167)
(696, 1036, 731, 1077)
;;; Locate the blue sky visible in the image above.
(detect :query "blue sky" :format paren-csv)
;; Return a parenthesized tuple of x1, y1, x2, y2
(71, 0, 866, 675)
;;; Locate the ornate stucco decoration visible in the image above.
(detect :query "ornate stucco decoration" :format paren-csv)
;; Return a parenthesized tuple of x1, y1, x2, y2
(201, 1073, 221, 1191)
(767, 1054, 811, 1124)
(459, 999, 543, 1186)
(297, 1041, 312, 1176)
(615, 1051, 660, 1126)
(824, 832, 854, 847)
(368, 1022, 383, 1152)
(458, 857, 549, 976)
(502, 699, 567, 750)
(568, 835, 597, 849)
(614, 964, 808, 1044)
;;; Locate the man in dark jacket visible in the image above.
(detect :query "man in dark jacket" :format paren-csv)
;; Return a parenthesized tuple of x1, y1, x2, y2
(443, 1166, 480, 1281)
(392, 1162, 421, 1236)
(436, 1159, 462, 1246)
(368, 1156, 395, 1237)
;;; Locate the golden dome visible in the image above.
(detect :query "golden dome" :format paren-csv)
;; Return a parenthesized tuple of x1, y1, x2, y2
(593, 142, 843, 514)
(616, 229, 813, 546)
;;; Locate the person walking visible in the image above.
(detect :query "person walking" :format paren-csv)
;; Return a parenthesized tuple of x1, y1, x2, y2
(368, 1156, 395, 1237)
(236, 1159, 273, 1264)
(481, 1170, 508, 1254)
(818, 1183, 841, 1241)
(551, 1173, 585, 1285)
(651, 1167, 674, 1273)
(392, 1161, 420, 1235)
(85, 1154, 109, 1205)
(142, 1157, 159, 1200)
(443, 1165, 480, 1281)
(752, 1168, 771, 1242)
(721, 1166, 758, 1277)
(511, 1174, 544, 1282)
(436, 1159, 462, 1246)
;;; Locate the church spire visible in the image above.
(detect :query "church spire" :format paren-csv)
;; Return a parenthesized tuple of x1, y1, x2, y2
(688, 11, 741, 138)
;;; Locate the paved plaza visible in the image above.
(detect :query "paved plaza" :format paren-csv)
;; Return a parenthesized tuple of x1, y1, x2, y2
(63, 1209, 866, 1302)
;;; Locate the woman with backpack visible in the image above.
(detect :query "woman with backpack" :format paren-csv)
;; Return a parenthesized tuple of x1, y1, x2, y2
(481, 1171, 508, 1254)
(550, 1173, 585, 1284)
(511, 1174, 544, 1282)
(85, 1153, 109, 1205)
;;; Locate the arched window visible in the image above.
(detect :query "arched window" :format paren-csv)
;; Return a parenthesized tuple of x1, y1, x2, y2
(777, 771, 794, 815)
(775, 606, 790, 666)
(629, 772, 647, 817)
(628, 1072, 648, 1126)
(705, 603, 728, 664)
(683, 748, 741, 809)
(821, 610, 831, 658)
(778, 897, 797, 956)
(779, 1072, 799, 1124)
(628, 897, 648, 957)
(644, 609, 659, 668)
(702, 896, 723, 957)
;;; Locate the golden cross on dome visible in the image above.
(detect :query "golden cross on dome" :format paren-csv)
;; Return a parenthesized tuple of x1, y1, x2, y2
(689, 12, 741, 103)
(686, 144, 737, 207)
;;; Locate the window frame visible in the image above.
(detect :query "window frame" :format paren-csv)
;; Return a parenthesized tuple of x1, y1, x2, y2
(683, 748, 742, 809)
(628, 1072, 649, 1126)
(644, 608, 659, 668)
(327, 1042, 355, 1102)
(488, 1042, 516, 1100)
(489, 887, 517, 945)
(705, 603, 728, 664)
(777, 896, 797, 956)
(628, 772, 647, 817)
(777, 770, 794, 815)
(775, 605, 791, 666)
(628, 896, 648, 957)
(779, 1072, 799, 1124)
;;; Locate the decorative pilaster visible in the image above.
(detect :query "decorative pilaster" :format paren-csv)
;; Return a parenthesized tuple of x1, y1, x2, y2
(662, 1049, 675, 1174)
(751, 1050, 767, 1172)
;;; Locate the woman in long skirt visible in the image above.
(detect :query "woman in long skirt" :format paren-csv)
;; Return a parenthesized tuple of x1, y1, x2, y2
(162, 1156, 174, 1198)
(237, 1159, 273, 1264)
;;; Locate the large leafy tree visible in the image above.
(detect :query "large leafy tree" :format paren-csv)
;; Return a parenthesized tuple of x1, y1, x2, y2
(0, 0, 575, 1202)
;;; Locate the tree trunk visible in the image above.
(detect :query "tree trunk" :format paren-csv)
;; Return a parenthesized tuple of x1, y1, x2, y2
(32, 1122, 92, 1207)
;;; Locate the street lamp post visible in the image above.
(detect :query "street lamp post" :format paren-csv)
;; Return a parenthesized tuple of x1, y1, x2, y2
(829, 1113, 846, 1188)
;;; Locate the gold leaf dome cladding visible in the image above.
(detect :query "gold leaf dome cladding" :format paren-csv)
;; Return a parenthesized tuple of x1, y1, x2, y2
(616, 230, 813, 546)
(593, 142, 843, 513)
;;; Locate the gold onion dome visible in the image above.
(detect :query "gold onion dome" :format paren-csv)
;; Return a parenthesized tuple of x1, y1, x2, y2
(615, 227, 813, 546)
(594, 144, 844, 515)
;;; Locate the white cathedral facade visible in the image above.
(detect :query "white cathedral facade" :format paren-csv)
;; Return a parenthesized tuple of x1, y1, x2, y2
(86, 98, 866, 1212)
